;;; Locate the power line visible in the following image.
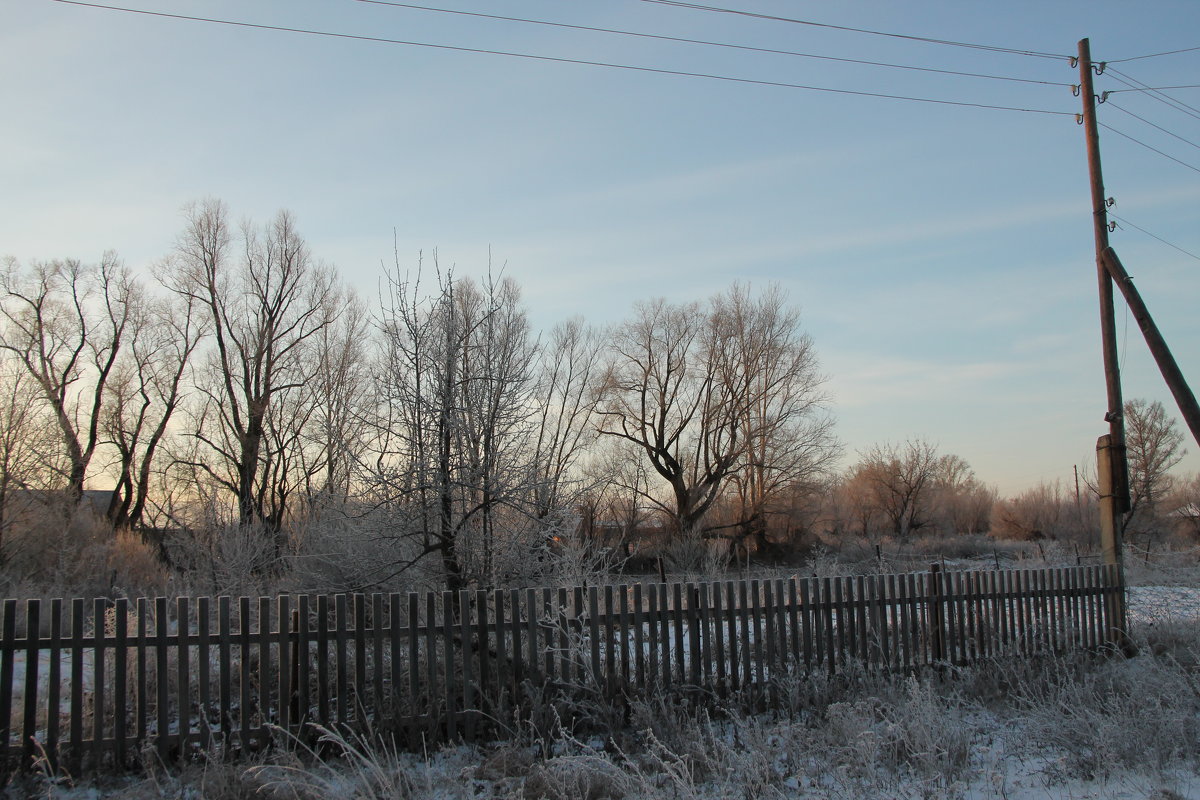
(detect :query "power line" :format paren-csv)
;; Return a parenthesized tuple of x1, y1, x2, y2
(1111, 66, 1200, 114)
(50, 1, 1076, 116)
(1108, 85, 1200, 93)
(634, 0, 1069, 60)
(355, 0, 1073, 88)
(1099, 122, 1200, 174)
(1109, 213, 1200, 262)
(1109, 44, 1200, 64)
(1107, 67, 1200, 120)
(1105, 101, 1200, 151)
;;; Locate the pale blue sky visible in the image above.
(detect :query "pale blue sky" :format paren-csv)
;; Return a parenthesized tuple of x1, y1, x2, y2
(3, 0, 1199, 494)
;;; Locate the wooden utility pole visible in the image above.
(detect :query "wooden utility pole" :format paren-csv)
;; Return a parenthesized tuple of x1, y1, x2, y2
(1096, 435, 1120, 566)
(1096, 434, 1130, 648)
(1078, 38, 1131, 528)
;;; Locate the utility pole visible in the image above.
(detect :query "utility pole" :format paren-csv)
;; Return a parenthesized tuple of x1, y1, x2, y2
(1078, 39, 1131, 546)
(1080, 462, 1089, 525)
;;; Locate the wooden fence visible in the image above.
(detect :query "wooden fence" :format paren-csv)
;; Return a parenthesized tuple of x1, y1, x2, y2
(0, 564, 1123, 774)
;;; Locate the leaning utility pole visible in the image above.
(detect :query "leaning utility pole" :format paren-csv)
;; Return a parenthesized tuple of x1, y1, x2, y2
(1078, 38, 1131, 529)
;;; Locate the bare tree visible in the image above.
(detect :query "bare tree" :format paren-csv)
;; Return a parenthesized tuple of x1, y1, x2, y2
(530, 317, 603, 520)
(1167, 472, 1200, 541)
(0, 254, 134, 506)
(0, 353, 64, 558)
(581, 437, 656, 558)
(991, 480, 1094, 543)
(452, 274, 539, 582)
(711, 284, 838, 556)
(829, 469, 887, 542)
(598, 296, 734, 538)
(1123, 397, 1187, 545)
(168, 200, 339, 545)
(372, 261, 539, 591)
(598, 285, 833, 545)
(848, 439, 943, 539)
(927, 454, 994, 535)
(299, 290, 373, 509)
(102, 288, 205, 533)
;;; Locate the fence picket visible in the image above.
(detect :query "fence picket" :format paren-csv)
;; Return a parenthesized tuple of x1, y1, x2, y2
(279, 595, 293, 739)
(619, 586, 631, 690)
(542, 588, 555, 684)
(687, 583, 700, 687)
(632, 584, 646, 690)
(407, 593, 419, 745)
(715, 585, 734, 690)
(136, 599, 148, 753)
(603, 585, 615, 696)
(556, 587, 569, 689)
(711, 584, 726, 693)
(442, 591, 455, 741)
(699, 583, 713, 687)
(316, 595, 330, 730)
(177, 597, 190, 761)
(336, 595, 349, 728)
(510, 589, 525, 701)
(352, 595, 366, 725)
(46, 600, 62, 774)
(787, 579, 801, 669)
(111, 599, 127, 766)
(21, 600, 40, 772)
(157, 597, 171, 764)
(68, 599, 83, 775)
(462, 590, 475, 742)
(299, 595, 313, 736)
(585, 587, 599, 690)
(371, 593, 383, 727)
(0, 600, 13, 776)
(674, 585, 686, 688)
(762, 581, 776, 687)
(423, 592, 437, 738)
(657, 582, 667, 690)
(197, 598, 211, 752)
(218, 597, 232, 754)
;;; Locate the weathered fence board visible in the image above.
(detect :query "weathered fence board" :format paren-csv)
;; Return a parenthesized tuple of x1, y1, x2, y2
(0, 564, 1123, 774)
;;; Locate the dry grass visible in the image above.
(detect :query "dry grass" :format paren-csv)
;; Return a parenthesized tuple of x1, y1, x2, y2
(7, 618, 1200, 799)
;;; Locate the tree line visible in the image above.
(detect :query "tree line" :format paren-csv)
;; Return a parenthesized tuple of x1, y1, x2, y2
(0, 202, 1193, 596)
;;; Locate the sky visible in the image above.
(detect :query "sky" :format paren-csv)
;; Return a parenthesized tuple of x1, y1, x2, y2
(3, 0, 1199, 496)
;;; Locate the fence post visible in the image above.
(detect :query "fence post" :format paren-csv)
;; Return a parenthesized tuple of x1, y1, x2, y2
(928, 563, 945, 663)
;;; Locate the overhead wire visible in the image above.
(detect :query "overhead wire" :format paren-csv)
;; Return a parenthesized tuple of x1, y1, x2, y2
(48, 1, 1199, 351)
(1109, 213, 1200, 262)
(634, 0, 1070, 60)
(354, 0, 1073, 88)
(1099, 122, 1200, 174)
(1108, 44, 1200, 64)
(49, 1, 1076, 116)
(1105, 102, 1200, 151)
(1107, 85, 1200, 93)
(1113, 67, 1200, 115)
(1106, 68, 1200, 120)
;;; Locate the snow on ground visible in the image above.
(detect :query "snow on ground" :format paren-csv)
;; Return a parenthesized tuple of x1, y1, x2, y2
(1129, 585, 1200, 625)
